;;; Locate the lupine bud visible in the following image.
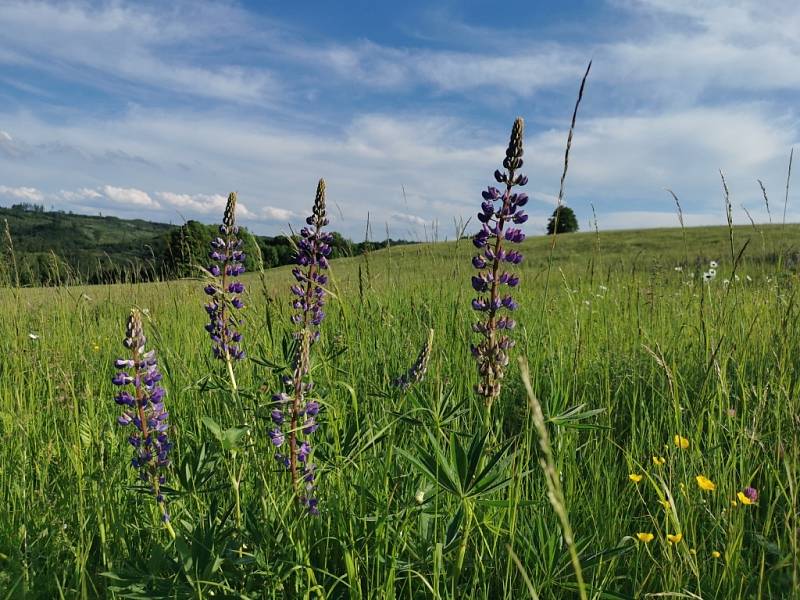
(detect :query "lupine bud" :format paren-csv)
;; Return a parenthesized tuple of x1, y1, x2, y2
(205, 192, 246, 364)
(470, 118, 528, 411)
(113, 309, 171, 524)
(392, 329, 434, 390)
(272, 179, 330, 516)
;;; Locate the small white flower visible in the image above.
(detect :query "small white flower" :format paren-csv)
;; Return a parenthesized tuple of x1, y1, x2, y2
(703, 272, 713, 282)
(734, 275, 740, 281)
(28, 333, 39, 340)
(723, 279, 730, 285)
(710, 261, 718, 268)
(746, 275, 752, 282)
(674, 266, 683, 272)
(599, 285, 608, 291)
(709, 268, 716, 276)
(415, 490, 425, 504)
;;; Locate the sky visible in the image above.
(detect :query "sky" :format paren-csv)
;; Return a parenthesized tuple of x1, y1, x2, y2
(0, 0, 798, 239)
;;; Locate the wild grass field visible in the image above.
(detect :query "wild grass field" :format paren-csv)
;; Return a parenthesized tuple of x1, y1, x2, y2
(0, 218, 798, 599)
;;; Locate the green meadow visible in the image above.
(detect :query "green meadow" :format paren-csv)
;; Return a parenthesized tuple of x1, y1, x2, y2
(1, 223, 798, 598)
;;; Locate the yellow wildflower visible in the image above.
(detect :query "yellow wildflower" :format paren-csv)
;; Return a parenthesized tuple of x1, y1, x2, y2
(659, 499, 670, 509)
(674, 435, 689, 449)
(652, 456, 666, 466)
(92, 344, 100, 352)
(736, 491, 754, 505)
(636, 532, 654, 543)
(696, 475, 716, 491)
(629, 473, 643, 483)
(731, 499, 738, 507)
(711, 551, 721, 558)
(689, 548, 697, 555)
(667, 533, 683, 544)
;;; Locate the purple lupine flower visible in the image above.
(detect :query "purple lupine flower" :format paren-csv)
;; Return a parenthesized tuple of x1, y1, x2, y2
(271, 179, 330, 515)
(392, 329, 434, 390)
(204, 193, 246, 382)
(470, 117, 528, 411)
(113, 309, 172, 527)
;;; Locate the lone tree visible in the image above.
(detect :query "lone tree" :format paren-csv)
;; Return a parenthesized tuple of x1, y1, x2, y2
(546, 206, 579, 235)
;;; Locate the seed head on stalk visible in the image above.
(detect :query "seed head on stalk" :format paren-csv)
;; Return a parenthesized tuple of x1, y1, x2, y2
(470, 118, 528, 419)
(112, 309, 175, 537)
(270, 179, 331, 515)
(203, 192, 246, 389)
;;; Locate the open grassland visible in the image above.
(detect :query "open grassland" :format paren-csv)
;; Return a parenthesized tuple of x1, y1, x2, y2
(1, 224, 799, 598)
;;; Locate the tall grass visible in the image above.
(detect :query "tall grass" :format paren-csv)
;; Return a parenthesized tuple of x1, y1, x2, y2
(0, 222, 798, 598)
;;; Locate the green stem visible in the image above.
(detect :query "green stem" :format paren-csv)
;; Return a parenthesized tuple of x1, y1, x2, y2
(226, 356, 238, 393)
(452, 502, 473, 581)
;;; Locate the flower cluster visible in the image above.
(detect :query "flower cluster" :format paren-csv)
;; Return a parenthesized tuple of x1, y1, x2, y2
(471, 117, 528, 408)
(703, 260, 718, 283)
(271, 179, 331, 515)
(392, 329, 434, 390)
(113, 309, 172, 524)
(630, 437, 761, 558)
(204, 192, 246, 363)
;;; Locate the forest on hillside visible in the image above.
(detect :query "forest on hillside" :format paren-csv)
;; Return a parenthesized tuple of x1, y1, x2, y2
(0, 203, 416, 286)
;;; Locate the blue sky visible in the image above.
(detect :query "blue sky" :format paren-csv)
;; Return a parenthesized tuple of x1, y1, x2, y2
(0, 0, 798, 238)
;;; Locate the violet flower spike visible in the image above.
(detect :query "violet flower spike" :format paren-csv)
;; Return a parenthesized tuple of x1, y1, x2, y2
(204, 192, 246, 390)
(113, 309, 175, 538)
(272, 179, 331, 515)
(470, 117, 527, 417)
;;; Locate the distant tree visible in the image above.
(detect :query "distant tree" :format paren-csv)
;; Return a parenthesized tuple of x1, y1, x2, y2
(546, 206, 579, 235)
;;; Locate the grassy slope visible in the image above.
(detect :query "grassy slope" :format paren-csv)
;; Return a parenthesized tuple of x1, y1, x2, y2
(0, 223, 798, 597)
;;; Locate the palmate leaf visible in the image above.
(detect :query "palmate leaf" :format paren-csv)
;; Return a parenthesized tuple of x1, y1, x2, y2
(395, 446, 460, 496)
(451, 431, 468, 488)
(398, 426, 518, 500)
(468, 437, 515, 496)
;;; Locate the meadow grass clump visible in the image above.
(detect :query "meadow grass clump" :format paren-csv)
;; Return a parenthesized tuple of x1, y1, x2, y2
(0, 224, 798, 597)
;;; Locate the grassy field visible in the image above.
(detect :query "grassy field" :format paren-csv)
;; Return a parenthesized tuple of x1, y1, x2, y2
(1, 223, 799, 598)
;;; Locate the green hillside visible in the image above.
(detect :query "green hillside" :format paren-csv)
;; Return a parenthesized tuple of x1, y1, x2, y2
(0, 205, 172, 284)
(0, 204, 415, 285)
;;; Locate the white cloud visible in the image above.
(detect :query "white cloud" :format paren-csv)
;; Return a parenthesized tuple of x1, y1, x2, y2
(1, 0, 799, 236)
(261, 206, 296, 221)
(0, 185, 44, 202)
(0, 1, 277, 103)
(392, 213, 428, 227)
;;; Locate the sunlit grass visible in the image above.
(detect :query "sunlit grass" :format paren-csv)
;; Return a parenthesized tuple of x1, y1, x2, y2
(0, 224, 798, 597)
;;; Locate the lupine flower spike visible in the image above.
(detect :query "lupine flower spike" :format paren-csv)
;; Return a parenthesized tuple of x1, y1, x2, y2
(393, 329, 434, 390)
(471, 117, 528, 420)
(113, 309, 175, 538)
(271, 179, 332, 515)
(204, 192, 246, 390)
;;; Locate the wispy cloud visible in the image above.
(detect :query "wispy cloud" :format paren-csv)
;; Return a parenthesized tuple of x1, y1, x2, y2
(0, 0, 798, 235)
(0, 1, 279, 104)
(0, 185, 44, 202)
